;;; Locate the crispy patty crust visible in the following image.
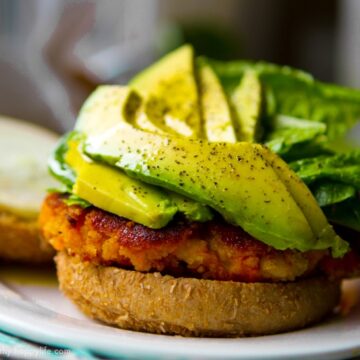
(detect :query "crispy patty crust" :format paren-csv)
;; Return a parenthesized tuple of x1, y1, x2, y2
(39, 194, 333, 282)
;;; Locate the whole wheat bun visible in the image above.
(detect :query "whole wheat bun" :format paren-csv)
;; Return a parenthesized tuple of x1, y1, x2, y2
(56, 252, 341, 337)
(0, 211, 54, 263)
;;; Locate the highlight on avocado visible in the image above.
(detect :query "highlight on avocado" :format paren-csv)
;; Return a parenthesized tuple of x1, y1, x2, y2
(49, 44, 360, 258)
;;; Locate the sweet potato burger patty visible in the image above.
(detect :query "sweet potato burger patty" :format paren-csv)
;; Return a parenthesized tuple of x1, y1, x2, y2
(40, 193, 360, 282)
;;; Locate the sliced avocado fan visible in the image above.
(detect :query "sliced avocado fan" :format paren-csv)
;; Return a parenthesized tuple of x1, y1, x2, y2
(72, 85, 212, 227)
(129, 45, 261, 144)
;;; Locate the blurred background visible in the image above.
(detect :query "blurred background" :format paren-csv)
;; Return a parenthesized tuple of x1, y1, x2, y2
(0, 0, 359, 133)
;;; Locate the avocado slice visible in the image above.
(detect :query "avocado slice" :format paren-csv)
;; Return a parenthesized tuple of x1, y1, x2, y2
(131, 100, 166, 134)
(73, 85, 213, 225)
(76, 86, 141, 137)
(130, 45, 202, 138)
(76, 85, 169, 136)
(231, 70, 262, 142)
(85, 125, 347, 254)
(132, 96, 183, 136)
(198, 61, 237, 142)
(65, 139, 178, 228)
(259, 147, 348, 256)
(166, 191, 213, 222)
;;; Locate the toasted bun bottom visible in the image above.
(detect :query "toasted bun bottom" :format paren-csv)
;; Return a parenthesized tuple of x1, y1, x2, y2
(0, 212, 54, 263)
(56, 252, 340, 337)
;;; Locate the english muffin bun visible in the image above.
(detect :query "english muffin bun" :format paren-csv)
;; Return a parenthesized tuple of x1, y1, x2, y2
(56, 252, 341, 337)
(0, 116, 58, 263)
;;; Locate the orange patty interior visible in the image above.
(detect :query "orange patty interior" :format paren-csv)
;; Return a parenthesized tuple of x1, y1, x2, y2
(39, 193, 360, 282)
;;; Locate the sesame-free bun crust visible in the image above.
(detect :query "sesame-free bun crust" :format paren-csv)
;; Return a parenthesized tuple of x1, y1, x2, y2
(0, 211, 54, 263)
(56, 252, 340, 337)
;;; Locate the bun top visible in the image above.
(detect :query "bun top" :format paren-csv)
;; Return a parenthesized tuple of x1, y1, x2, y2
(0, 116, 58, 218)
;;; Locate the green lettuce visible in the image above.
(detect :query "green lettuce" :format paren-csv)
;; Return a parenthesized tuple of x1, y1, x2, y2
(265, 114, 331, 161)
(290, 151, 360, 231)
(48, 132, 79, 190)
(323, 197, 360, 232)
(290, 151, 360, 188)
(64, 194, 91, 208)
(209, 59, 360, 140)
(208, 59, 313, 94)
(310, 182, 356, 207)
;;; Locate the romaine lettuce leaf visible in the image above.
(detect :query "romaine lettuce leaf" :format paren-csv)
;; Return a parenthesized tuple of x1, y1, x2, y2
(209, 59, 360, 140)
(208, 59, 313, 94)
(310, 181, 356, 207)
(290, 150, 360, 229)
(290, 151, 360, 187)
(323, 197, 360, 232)
(265, 114, 331, 160)
(48, 132, 78, 189)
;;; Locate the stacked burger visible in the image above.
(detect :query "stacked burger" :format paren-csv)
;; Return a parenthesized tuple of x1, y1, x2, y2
(40, 45, 360, 336)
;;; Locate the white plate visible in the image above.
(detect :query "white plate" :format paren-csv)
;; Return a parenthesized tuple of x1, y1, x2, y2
(0, 266, 359, 360)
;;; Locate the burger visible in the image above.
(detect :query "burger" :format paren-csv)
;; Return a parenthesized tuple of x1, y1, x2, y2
(39, 45, 360, 337)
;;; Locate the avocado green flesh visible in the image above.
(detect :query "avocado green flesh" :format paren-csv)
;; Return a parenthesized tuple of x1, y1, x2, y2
(259, 147, 348, 256)
(74, 167, 177, 228)
(66, 141, 177, 229)
(130, 45, 202, 138)
(76, 86, 141, 137)
(133, 96, 183, 136)
(84, 125, 340, 253)
(131, 100, 167, 135)
(231, 71, 262, 142)
(73, 85, 213, 226)
(198, 62, 237, 142)
(167, 192, 213, 222)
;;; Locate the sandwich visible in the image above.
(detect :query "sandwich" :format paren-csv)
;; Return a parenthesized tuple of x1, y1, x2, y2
(0, 115, 56, 263)
(39, 45, 360, 336)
